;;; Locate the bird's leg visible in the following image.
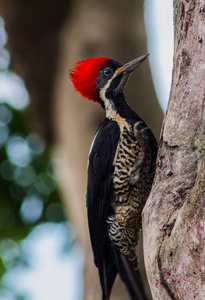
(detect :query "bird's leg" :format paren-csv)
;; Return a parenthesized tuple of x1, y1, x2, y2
(129, 121, 150, 185)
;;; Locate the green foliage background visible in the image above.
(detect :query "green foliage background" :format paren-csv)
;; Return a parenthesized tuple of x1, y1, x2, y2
(0, 17, 66, 297)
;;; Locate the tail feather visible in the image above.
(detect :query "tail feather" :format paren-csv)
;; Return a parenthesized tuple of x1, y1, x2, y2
(98, 258, 118, 300)
(98, 242, 148, 300)
(113, 248, 148, 300)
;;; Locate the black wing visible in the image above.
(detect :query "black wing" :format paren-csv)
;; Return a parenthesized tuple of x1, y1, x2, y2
(86, 119, 120, 299)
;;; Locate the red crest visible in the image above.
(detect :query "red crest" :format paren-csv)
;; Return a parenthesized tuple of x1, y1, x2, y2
(69, 57, 111, 102)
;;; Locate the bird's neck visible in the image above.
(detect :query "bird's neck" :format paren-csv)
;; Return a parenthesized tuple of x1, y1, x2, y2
(100, 92, 136, 121)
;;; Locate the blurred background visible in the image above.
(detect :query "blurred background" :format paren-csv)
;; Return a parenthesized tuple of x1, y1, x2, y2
(0, 0, 173, 299)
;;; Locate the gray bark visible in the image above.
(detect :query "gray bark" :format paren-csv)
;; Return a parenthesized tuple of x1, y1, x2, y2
(143, 1, 205, 299)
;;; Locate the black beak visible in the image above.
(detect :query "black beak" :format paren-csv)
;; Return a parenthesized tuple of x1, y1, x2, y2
(118, 54, 149, 76)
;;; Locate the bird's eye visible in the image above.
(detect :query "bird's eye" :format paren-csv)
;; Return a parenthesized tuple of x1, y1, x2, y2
(103, 68, 113, 77)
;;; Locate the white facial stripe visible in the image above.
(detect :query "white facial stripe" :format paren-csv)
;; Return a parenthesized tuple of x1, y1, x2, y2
(99, 67, 122, 106)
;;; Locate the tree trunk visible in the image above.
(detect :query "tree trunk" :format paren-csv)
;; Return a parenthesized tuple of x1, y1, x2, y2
(143, 1, 205, 299)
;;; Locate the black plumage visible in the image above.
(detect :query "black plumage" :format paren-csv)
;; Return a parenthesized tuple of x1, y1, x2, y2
(87, 119, 120, 299)
(87, 114, 157, 300)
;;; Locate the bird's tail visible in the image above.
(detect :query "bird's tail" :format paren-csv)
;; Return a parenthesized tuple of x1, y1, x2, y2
(113, 248, 148, 300)
(98, 258, 118, 300)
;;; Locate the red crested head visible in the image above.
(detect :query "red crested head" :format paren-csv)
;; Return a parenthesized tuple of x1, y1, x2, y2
(69, 57, 112, 102)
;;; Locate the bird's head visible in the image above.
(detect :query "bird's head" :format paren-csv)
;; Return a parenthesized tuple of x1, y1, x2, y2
(69, 54, 149, 104)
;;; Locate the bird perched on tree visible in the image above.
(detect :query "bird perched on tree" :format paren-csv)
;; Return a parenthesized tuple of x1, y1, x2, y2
(69, 55, 157, 300)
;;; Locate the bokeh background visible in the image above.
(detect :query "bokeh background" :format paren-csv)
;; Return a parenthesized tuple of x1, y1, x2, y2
(0, 0, 173, 299)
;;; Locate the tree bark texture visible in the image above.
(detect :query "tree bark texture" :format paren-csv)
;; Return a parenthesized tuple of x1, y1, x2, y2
(143, 1, 205, 299)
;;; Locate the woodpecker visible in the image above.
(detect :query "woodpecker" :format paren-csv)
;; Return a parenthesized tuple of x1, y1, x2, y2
(69, 55, 157, 300)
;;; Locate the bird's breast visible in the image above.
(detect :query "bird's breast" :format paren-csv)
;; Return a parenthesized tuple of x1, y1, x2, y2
(108, 122, 152, 254)
(112, 124, 140, 200)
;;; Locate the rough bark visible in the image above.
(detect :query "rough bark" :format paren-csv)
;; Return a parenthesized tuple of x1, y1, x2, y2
(143, 1, 205, 299)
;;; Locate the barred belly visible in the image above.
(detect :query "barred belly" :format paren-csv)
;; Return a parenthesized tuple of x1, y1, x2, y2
(108, 125, 152, 256)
